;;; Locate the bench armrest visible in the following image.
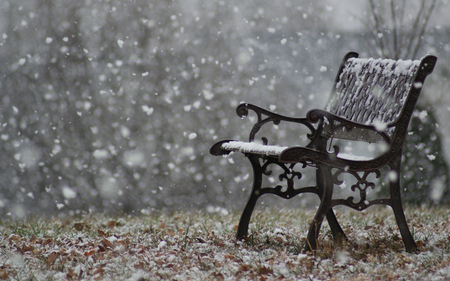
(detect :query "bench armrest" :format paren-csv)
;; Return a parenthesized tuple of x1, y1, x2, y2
(236, 103, 316, 143)
(307, 109, 391, 144)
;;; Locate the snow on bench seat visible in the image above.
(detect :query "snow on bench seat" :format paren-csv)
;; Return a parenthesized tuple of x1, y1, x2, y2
(221, 141, 288, 156)
(221, 141, 374, 161)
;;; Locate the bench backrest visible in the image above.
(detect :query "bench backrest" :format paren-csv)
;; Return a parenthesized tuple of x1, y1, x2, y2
(324, 52, 437, 143)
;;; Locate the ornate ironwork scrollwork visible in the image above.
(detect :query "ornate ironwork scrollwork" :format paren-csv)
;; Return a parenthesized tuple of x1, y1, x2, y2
(332, 169, 381, 210)
(259, 160, 317, 199)
(235, 103, 317, 143)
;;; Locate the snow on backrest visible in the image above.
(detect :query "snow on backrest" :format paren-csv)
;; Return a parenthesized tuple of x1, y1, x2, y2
(326, 57, 421, 125)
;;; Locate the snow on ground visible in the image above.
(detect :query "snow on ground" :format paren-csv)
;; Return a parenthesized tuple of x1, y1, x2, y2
(1, 206, 450, 280)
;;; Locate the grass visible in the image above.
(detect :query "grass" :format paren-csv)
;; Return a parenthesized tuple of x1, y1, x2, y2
(1, 206, 450, 280)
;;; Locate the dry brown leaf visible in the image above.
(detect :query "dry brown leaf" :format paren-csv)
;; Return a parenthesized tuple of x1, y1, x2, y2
(224, 254, 235, 260)
(102, 238, 113, 248)
(257, 266, 273, 275)
(238, 264, 250, 271)
(107, 221, 116, 228)
(97, 229, 106, 237)
(210, 272, 224, 280)
(84, 249, 96, 257)
(67, 268, 76, 280)
(21, 244, 34, 252)
(46, 252, 60, 266)
(416, 240, 424, 248)
(134, 262, 146, 270)
(275, 237, 284, 243)
(196, 237, 206, 243)
(0, 269, 9, 280)
(43, 238, 53, 246)
(74, 222, 87, 231)
(93, 267, 104, 276)
(8, 235, 20, 243)
(215, 241, 225, 247)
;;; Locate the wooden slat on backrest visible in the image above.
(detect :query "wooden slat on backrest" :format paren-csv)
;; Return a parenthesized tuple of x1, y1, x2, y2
(326, 57, 421, 126)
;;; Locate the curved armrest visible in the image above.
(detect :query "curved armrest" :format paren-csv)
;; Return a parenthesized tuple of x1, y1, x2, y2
(236, 103, 317, 142)
(306, 109, 392, 144)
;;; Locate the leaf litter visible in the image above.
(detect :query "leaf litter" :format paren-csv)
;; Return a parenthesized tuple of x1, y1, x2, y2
(1, 206, 450, 280)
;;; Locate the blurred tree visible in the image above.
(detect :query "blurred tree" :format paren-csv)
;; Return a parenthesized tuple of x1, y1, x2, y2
(360, 0, 449, 204)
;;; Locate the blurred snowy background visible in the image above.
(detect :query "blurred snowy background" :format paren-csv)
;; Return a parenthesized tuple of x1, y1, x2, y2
(1, 0, 450, 217)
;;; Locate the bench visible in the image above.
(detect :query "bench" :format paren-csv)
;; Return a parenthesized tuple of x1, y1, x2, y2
(210, 52, 437, 253)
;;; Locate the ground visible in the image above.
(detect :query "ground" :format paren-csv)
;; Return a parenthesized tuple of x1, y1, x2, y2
(1, 206, 450, 280)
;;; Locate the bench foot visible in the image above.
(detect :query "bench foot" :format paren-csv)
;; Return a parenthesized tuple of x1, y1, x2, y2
(392, 203, 417, 253)
(304, 163, 334, 253)
(390, 156, 418, 253)
(326, 209, 347, 242)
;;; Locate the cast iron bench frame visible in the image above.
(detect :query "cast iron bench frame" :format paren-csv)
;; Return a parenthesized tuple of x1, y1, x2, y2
(210, 52, 437, 253)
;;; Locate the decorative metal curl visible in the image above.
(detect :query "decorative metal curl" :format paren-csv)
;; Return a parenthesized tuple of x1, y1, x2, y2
(235, 103, 316, 143)
(332, 169, 381, 210)
(258, 160, 317, 199)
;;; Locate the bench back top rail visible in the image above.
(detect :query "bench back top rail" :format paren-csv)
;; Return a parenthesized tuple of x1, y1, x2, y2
(323, 52, 437, 143)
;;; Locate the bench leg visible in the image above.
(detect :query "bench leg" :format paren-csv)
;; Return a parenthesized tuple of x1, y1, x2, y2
(326, 209, 346, 242)
(390, 155, 417, 253)
(236, 155, 263, 240)
(391, 202, 417, 253)
(390, 183, 417, 252)
(304, 163, 334, 253)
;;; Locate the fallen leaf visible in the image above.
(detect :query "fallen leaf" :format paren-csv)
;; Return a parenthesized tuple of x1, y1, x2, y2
(0, 269, 9, 280)
(224, 254, 235, 260)
(210, 272, 224, 280)
(133, 262, 147, 270)
(275, 237, 284, 243)
(21, 244, 34, 252)
(67, 268, 76, 280)
(46, 252, 60, 266)
(257, 266, 273, 275)
(74, 222, 87, 231)
(97, 229, 106, 237)
(107, 221, 116, 228)
(103, 238, 113, 248)
(43, 238, 53, 246)
(93, 267, 104, 276)
(238, 264, 250, 271)
(197, 237, 206, 243)
(84, 249, 95, 257)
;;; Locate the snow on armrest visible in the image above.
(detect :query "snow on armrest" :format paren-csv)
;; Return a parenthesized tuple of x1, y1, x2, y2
(221, 142, 375, 161)
(336, 152, 374, 161)
(221, 141, 288, 156)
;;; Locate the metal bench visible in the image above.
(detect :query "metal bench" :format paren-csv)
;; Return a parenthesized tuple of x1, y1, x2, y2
(210, 52, 437, 253)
